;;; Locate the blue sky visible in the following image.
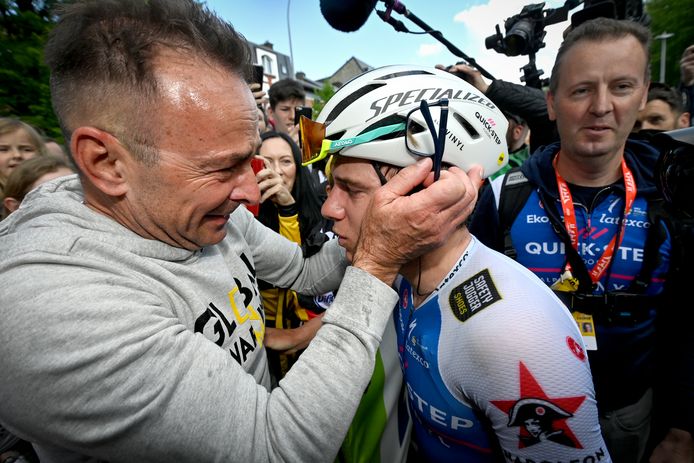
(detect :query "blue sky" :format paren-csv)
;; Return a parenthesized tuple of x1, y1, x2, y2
(204, 0, 580, 85)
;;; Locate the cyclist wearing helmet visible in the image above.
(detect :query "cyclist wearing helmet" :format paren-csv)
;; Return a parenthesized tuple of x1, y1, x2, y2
(302, 65, 610, 462)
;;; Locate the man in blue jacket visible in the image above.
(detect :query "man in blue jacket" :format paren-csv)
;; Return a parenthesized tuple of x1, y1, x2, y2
(470, 17, 694, 462)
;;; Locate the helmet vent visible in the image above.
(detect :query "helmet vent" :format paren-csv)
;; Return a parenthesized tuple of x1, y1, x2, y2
(454, 113, 481, 140)
(376, 70, 435, 81)
(360, 114, 407, 140)
(324, 83, 386, 125)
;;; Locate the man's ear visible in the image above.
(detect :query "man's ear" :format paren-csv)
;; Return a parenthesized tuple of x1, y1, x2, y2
(546, 91, 557, 122)
(678, 112, 691, 129)
(512, 123, 525, 142)
(3, 196, 20, 214)
(70, 127, 129, 197)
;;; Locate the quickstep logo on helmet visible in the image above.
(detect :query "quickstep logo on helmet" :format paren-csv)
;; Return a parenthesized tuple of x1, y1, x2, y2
(475, 111, 502, 145)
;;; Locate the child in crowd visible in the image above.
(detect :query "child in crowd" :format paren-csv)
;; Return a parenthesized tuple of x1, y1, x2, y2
(2, 155, 75, 219)
(0, 118, 47, 195)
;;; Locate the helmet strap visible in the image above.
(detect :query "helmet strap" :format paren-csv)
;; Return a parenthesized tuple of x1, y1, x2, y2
(371, 161, 388, 186)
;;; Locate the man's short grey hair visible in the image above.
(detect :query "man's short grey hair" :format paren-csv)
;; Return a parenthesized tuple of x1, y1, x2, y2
(45, 0, 253, 165)
(549, 18, 651, 94)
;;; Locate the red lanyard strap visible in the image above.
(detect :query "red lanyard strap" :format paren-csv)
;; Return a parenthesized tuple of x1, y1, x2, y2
(553, 153, 637, 285)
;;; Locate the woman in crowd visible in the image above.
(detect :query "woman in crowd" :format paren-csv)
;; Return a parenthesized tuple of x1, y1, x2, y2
(0, 118, 47, 195)
(255, 130, 333, 383)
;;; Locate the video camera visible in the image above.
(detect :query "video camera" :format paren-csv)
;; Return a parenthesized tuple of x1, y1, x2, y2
(484, 0, 646, 88)
(484, 1, 578, 88)
(485, 1, 586, 59)
(654, 127, 694, 217)
(485, 3, 562, 57)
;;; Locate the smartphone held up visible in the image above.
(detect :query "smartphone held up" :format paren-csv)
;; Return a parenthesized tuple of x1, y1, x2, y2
(252, 65, 264, 86)
(245, 157, 265, 217)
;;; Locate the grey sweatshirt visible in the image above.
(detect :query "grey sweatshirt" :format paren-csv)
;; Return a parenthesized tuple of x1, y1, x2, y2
(0, 175, 397, 462)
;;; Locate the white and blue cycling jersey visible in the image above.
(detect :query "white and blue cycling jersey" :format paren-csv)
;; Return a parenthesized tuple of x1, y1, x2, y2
(394, 235, 610, 462)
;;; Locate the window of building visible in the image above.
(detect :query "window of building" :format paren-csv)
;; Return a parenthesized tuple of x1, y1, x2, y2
(262, 55, 273, 75)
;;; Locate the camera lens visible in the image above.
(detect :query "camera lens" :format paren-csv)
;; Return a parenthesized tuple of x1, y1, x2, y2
(658, 145, 694, 216)
(504, 18, 535, 56)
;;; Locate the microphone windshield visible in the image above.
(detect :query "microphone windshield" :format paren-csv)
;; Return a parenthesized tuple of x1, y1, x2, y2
(320, 0, 378, 32)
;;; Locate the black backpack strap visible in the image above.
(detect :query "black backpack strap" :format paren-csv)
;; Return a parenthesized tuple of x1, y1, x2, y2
(498, 168, 534, 260)
(629, 197, 669, 293)
(537, 188, 595, 294)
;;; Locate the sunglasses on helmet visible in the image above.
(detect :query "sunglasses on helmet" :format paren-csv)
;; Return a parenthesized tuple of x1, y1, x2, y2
(300, 98, 450, 181)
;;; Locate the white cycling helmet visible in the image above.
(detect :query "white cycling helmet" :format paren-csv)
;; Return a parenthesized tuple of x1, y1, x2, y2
(317, 64, 509, 178)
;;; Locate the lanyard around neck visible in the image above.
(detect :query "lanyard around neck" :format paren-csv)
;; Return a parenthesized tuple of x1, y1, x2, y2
(553, 153, 637, 284)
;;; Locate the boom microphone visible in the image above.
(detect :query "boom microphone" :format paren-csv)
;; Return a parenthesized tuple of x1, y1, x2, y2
(320, 0, 379, 32)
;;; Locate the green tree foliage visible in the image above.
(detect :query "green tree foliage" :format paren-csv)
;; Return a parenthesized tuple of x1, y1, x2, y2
(646, 0, 694, 86)
(0, 0, 62, 141)
(311, 80, 336, 120)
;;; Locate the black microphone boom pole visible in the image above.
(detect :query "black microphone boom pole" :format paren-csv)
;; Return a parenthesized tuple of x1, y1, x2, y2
(380, 0, 496, 81)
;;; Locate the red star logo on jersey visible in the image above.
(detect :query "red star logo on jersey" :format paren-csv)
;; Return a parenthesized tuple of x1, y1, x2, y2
(490, 361, 586, 449)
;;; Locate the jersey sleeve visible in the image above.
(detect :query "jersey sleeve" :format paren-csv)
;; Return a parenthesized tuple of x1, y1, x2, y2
(438, 255, 610, 461)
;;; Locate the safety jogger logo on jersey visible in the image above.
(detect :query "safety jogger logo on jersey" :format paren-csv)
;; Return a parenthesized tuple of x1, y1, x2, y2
(448, 268, 500, 322)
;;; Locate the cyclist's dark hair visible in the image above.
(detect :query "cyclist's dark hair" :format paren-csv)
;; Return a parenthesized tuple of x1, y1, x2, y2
(45, 0, 252, 165)
(549, 18, 651, 94)
(268, 79, 306, 110)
